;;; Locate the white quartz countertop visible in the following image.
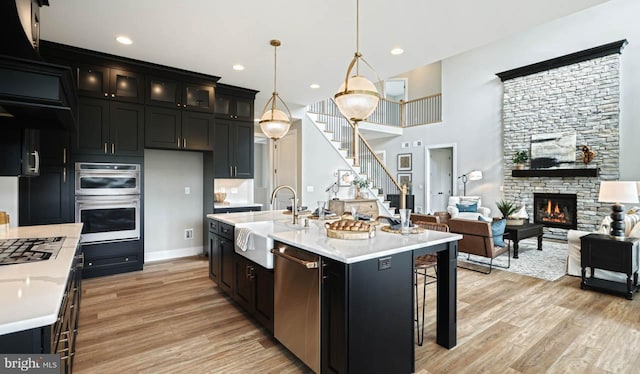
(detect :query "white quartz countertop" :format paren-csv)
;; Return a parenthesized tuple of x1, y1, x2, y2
(0, 224, 82, 335)
(207, 211, 461, 264)
(214, 202, 263, 209)
(270, 223, 461, 263)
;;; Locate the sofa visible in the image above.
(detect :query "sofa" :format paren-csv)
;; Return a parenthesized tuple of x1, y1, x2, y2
(446, 196, 491, 220)
(567, 211, 640, 281)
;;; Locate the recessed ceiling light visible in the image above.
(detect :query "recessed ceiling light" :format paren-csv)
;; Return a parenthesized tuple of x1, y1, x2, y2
(310, 83, 320, 89)
(116, 36, 133, 45)
(390, 47, 404, 55)
(233, 64, 245, 71)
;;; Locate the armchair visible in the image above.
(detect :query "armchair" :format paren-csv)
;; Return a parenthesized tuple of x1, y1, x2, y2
(446, 196, 491, 220)
(449, 218, 510, 274)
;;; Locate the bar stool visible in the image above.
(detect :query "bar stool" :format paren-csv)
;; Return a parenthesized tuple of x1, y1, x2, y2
(414, 222, 449, 346)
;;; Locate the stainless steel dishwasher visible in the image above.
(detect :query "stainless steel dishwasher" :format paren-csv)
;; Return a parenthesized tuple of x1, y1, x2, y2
(271, 244, 321, 373)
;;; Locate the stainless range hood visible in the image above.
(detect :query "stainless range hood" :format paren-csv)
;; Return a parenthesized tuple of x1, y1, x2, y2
(0, 0, 77, 130)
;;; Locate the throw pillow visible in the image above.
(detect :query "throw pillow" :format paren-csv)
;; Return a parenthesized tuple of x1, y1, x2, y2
(478, 217, 506, 247)
(457, 202, 478, 213)
(630, 222, 640, 238)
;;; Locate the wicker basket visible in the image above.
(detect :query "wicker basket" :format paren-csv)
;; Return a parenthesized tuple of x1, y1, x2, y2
(506, 218, 525, 226)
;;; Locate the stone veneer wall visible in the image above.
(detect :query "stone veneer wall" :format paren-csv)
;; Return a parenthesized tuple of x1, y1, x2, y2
(502, 54, 621, 239)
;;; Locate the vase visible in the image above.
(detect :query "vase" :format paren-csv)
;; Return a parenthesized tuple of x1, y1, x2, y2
(515, 163, 525, 170)
(355, 187, 361, 199)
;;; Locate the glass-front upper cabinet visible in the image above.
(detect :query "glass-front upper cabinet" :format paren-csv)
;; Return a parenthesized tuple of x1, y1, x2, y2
(214, 94, 254, 121)
(76, 65, 143, 103)
(146, 77, 181, 108)
(183, 83, 214, 112)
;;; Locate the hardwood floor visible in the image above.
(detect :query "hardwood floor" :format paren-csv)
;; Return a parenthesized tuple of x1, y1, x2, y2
(74, 256, 640, 373)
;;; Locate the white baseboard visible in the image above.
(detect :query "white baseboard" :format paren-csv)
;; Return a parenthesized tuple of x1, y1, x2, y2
(145, 245, 204, 262)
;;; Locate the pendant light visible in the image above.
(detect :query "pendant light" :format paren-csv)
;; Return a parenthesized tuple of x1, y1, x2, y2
(334, 0, 381, 123)
(259, 40, 292, 140)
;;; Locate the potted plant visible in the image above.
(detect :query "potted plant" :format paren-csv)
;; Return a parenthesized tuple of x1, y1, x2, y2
(352, 177, 369, 199)
(496, 199, 526, 225)
(512, 150, 528, 169)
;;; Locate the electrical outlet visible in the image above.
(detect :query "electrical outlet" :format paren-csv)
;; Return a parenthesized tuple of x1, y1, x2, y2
(307, 186, 314, 192)
(401, 142, 410, 149)
(184, 228, 193, 240)
(413, 140, 423, 147)
(184, 187, 190, 195)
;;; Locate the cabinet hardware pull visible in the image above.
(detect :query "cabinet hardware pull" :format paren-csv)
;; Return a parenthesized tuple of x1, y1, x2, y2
(183, 138, 187, 148)
(104, 143, 108, 154)
(28, 150, 40, 173)
(111, 93, 115, 97)
(63, 147, 67, 164)
(234, 166, 237, 176)
(104, 93, 108, 97)
(63, 168, 66, 184)
(183, 104, 186, 108)
(177, 103, 181, 107)
(230, 166, 233, 176)
(111, 143, 115, 154)
(177, 137, 181, 148)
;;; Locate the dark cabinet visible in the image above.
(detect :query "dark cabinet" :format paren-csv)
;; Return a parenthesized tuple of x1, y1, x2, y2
(76, 64, 144, 103)
(19, 129, 72, 226)
(76, 97, 144, 156)
(82, 239, 143, 278)
(233, 251, 274, 333)
(0, 125, 40, 177)
(214, 120, 254, 178)
(208, 227, 220, 283)
(219, 235, 235, 295)
(145, 103, 214, 151)
(147, 77, 214, 113)
(215, 93, 254, 121)
(581, 234, 639, 299)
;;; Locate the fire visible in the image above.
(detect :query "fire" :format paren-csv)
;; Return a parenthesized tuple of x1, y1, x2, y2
(541, 199, 567, 223)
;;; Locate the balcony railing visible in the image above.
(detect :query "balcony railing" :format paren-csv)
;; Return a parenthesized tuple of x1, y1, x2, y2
(309, 93, 442, 128)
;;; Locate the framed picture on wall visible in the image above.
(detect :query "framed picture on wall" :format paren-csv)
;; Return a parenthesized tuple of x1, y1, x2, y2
(397, 173, 412, 188)
(338, 170, 354, 187)
(397, 153, 412, 171)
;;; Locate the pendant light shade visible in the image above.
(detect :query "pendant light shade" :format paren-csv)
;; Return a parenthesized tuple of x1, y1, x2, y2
(259, 40, 292, 140)
(334, 0, 381, 123)
(335, 75, 379, 122)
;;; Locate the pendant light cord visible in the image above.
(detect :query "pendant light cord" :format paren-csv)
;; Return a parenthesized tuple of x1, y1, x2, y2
(356, 0, 360, 75)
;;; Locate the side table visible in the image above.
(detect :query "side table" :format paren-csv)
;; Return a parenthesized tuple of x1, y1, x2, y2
(580, 234, 639, 300)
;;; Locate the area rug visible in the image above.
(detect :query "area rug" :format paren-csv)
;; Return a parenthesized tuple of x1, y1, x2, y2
(458, 237, 568, 281)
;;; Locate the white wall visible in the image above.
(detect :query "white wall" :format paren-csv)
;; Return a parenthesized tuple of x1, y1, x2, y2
(0, 177, 18, 227)
(371, 0, 640, 216)
(391, 62, 442, 100)
(144, 149, 203, 261)
(214, 178, 255, 203)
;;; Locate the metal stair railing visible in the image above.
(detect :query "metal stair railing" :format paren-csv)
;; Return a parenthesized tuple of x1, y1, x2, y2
(309, 98, 407, 210)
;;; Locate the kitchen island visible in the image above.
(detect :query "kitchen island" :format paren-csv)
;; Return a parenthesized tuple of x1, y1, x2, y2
(207, 211, 461, 373)
(0, 223, 83, 373)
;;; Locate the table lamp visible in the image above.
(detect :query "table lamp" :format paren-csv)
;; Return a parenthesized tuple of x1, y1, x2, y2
(598, 181, 639, 238)
(458, 170, 483, 196)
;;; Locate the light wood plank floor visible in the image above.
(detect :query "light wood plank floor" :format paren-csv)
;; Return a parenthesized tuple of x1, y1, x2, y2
(74, 256, 640, 373)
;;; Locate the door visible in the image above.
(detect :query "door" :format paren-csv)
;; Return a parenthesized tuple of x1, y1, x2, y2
(182, 111, 214, 151)
(76, 65, 109, 98)
(76, 97, 109, 155)
(233, 255, 253, 311)
(428, 147, 453, 213)
(273, 128, 298, 209)
(232, 122, 254, 177)
(208, 231, 220, 283)
(214, 121, 231, 177)
(183, 83, 214, 112)
(109, 68, 144, 103)
(110, 102, 144, 156)
(219, 238, 235, 294)
(146, 77, 181, 108)
(19, 166, 71, 225)
(145, 107, 181, 150)
(384, 78, 408, 101)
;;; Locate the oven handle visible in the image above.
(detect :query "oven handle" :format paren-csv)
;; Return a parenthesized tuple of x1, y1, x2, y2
(76, 199, 139, 205)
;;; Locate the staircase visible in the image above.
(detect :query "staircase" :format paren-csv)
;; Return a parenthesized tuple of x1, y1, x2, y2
(307, 99, 408, 217)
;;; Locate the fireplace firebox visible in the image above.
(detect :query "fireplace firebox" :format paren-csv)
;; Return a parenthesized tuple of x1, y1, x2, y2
(533, 193, 577, 230)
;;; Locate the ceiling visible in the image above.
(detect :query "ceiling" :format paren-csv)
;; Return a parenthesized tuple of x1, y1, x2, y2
(40, 0, 610, 115)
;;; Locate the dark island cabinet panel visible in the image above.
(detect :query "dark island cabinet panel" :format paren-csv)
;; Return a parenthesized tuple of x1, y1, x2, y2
(76, 64, 143, 103)
(233, 255, 253, 311)
(76, 98, 144, 157)
(219, 237, 235, 295)
(208, 229, 220, 283)
(252, 264, 274, 333)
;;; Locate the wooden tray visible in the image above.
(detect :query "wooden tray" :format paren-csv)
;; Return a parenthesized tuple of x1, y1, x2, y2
(283, 210, 312, 215)
(380, 225, 425, 235)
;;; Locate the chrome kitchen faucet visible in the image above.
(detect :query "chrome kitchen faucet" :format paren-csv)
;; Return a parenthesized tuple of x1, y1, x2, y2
(270, 185, 298, 225)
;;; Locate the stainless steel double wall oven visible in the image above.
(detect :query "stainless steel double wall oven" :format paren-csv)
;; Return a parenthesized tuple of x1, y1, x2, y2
(75, 162, 141, 244)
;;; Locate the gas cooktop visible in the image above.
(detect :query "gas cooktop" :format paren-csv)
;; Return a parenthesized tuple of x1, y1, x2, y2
(0, 237, 65, 266)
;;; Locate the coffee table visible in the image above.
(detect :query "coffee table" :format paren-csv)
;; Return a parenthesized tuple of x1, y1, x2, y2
(504, 222, 543, 258)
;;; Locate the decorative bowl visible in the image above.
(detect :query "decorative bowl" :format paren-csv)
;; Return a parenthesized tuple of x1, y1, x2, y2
(214, 192, 227, 203)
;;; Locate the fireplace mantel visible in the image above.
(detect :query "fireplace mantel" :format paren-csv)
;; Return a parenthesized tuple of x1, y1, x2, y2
(512, 168, 599, 178)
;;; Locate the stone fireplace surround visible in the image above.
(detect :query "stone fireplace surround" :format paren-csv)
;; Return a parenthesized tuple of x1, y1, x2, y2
(498, 40, 626, 239)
